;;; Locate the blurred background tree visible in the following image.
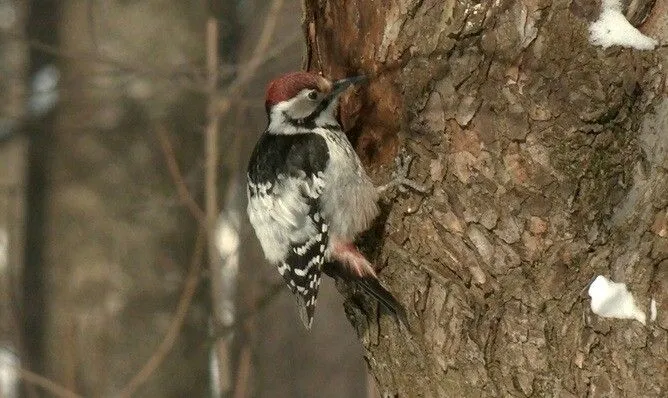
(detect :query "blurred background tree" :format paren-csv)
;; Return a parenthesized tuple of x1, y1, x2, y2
(1, 0, 369, 397)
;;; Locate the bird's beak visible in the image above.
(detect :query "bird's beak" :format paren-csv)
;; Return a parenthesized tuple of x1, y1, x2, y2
(329, 75, 368, 98)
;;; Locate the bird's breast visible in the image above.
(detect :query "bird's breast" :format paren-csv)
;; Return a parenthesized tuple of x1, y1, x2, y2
(317, 128, 380, 239)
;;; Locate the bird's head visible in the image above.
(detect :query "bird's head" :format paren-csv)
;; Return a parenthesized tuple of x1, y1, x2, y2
(264, 71, 366, 132)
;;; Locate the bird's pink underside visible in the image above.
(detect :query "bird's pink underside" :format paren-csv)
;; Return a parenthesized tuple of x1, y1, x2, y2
(330, 240, 377, 278)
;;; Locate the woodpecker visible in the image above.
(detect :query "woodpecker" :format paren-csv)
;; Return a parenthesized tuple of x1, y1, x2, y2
(246, 71, 413, 330)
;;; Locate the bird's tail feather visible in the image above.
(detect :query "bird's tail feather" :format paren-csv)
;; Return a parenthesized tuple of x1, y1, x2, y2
(324, 261, 409, 328)
(357, 276, 409, 327)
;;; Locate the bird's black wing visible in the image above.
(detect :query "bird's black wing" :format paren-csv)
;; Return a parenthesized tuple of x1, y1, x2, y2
(247, 132, 330, 329)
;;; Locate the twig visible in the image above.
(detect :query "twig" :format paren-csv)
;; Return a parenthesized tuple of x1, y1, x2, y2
(87, 0, 100, 54)
(12, 26, 298, 103)
(154, 123, 206, 224)
(203, 19, 227, 396)
(117, 229, 206, 398)
(205, 16, 220, 278)
(22, 38, 207, 93)
(251, 30, 301, 74)
(206, 3, 285, 396)
(232, 344, 252, 398)
(209, 282, 285, 339)
(216, 29, 299, 93)
(230, 0, 284, 92)
(216, 0, 285, 115)
(18, 368, 83, 398)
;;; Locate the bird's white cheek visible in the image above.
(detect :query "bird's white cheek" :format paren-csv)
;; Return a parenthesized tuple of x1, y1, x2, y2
(284, 97, 316, 120)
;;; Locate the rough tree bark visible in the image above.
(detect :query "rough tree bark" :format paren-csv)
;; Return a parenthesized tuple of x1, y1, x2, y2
(303, 0, 667, 396)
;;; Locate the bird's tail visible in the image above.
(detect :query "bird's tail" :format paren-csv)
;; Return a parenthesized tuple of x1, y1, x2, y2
(323, 261, 409, 328)
(356, 276, 409, 327)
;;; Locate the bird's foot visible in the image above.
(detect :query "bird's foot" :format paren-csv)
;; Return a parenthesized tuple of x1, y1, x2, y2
(377, 151, 429, 194)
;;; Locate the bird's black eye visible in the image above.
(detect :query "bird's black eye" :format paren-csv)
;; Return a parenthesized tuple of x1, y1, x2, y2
(307, 90, 318, 100)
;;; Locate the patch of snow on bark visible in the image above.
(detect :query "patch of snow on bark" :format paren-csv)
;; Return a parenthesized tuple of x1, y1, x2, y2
(588, 275, 646, 325)
(650, 298, 657, 322)
(589, 0, 657, 50)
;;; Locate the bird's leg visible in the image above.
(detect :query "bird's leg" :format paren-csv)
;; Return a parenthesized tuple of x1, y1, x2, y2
(377, 151, 429, 194)
(329, 239, 378, 277)
(326, 239, 410, 328)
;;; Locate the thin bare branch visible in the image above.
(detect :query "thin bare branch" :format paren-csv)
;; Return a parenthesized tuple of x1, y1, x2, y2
(232, 344, 252, 398)
(217, 29, 299, 92)
(209, 282, 285, 339)
(22, 38, 207, 93)
(205, 16, 221, 272)
(216, 0, 285, 116)
(117, 229, 206, 398)
(154, 124, 206, 224)
(18, 368, 83, 398)
(87, 0, 100, 54)
(206, 4, 286, 396)
(228, 0, 284, 93)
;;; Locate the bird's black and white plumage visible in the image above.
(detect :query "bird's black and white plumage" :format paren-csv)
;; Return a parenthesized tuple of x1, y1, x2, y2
(247, 132, 330, 327)
(247, 72, 405, 329)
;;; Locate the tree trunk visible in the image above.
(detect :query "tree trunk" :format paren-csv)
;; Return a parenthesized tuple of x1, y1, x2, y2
(0, 2, 28, 396)
(303, 0, 667, 396)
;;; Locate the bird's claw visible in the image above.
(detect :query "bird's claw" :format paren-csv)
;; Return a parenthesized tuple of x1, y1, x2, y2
(378, 151, 429, 194)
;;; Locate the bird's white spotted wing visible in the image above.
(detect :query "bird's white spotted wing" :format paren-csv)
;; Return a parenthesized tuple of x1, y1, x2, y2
(247, 173, 328, 329)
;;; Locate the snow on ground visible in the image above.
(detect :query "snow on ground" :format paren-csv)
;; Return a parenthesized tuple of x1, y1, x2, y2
(588, 275, 646, 324)
(589, 0, 658, 50)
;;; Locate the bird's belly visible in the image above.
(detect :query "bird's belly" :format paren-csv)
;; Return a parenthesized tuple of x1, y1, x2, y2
(320, 138, 379, 239)
(321, 181, 379, 239)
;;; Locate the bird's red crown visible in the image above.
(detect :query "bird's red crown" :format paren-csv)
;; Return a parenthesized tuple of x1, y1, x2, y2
(265, 72, 332, 111)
